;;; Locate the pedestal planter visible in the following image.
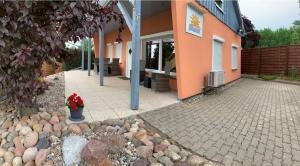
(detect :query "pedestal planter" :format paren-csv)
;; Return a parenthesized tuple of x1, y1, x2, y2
(69, 108, 85, 122)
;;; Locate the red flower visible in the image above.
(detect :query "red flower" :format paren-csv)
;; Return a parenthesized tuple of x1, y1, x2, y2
(66, 93, 84, 111)
(69, 101, 77, 111)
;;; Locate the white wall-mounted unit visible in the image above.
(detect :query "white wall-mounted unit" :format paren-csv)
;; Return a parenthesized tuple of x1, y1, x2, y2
(208, 71, 225, 87)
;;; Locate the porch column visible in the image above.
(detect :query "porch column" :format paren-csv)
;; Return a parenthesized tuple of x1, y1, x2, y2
(81, 41, 84, 70)
(130, 0, 141, 110)
(87, 37, 92, 76)
(99, 29, 105, 86)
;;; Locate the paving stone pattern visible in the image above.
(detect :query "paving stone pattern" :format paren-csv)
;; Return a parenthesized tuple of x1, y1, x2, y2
(141, 79, 300, 166)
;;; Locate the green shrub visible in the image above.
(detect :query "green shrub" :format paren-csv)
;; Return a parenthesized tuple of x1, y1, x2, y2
(62, 49, 95, 71)
(289, 66, 298, 80)
(261, 75, 278, 81)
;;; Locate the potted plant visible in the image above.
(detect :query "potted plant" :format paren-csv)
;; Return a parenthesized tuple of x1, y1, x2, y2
(66, 93, 85, 121)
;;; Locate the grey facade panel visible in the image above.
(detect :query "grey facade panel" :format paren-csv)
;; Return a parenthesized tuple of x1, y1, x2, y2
(196, 0, 242, 34)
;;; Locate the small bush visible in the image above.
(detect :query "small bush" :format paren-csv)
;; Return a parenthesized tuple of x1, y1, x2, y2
(261, 75, 277, 81)
(62, 49, 95, 71)
(289, 66, 298, 81)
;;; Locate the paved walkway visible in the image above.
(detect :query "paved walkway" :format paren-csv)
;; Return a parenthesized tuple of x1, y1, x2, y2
(65, 70, 178, 122)
(141, 79, 300, 166)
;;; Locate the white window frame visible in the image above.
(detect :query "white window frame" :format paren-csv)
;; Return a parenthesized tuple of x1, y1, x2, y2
(107, 43, 113, 63)
(215, 0, 224, 12)
(231, 44, 239, 70)
(115, 42, 122, 63)
(212, 35, 225, 72)
(142, 31, 176, 76)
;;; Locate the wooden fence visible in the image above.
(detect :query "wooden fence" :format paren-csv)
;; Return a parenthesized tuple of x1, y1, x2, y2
(241, 45, 300, 77)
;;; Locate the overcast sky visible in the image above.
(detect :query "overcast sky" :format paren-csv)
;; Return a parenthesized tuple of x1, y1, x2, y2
(239, 0, 300, 30)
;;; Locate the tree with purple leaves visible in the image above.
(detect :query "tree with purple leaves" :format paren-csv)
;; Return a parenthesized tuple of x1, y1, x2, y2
(0, 1, 124, 116)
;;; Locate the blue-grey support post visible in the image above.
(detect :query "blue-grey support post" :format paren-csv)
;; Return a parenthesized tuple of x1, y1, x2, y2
(81, 41, 85, 70)
(99, 29, 105, 86)
(87, 37, 91, 76)
(130, 0, 141, 110)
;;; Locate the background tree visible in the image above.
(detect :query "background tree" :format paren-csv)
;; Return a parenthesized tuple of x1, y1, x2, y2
(0, 1, 124, 116)
(241, 16, 260, 48)
(258, 27, 300, 48)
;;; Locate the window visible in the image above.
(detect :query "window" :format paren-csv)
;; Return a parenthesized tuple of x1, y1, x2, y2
(212, 37, 224, 71)
(145, 38, 175, 74)
(215, 0, 223, 11)
(116, 42, 122, 63)
(231, 45, 238, 70)
(107, 43, 113, 63)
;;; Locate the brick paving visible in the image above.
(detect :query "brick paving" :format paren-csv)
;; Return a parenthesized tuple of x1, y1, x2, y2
(140, 79, 300, 166)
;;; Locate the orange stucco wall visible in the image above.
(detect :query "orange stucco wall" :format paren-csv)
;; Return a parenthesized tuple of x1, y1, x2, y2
(171, 0, 241, 99)
(93, 9, 173, 75)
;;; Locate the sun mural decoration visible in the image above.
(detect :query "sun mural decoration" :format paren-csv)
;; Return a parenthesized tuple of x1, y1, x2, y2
(188, 13, 201, 34)
(190, 14, 200, 29)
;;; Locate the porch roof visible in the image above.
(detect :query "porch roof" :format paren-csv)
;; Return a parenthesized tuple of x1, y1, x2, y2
(103, 0, 171, 34)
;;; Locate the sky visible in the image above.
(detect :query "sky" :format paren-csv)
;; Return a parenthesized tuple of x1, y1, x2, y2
(239, 0, 300, 30)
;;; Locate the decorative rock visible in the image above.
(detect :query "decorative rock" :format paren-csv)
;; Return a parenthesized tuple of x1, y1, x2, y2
(40, 112, 51, 121)
(1, 119, 12, 130)
(15, 124, 22, 132)
(131, 138, 145, 147)
(32, 124, 43, 132)
(2, 142, 14, 149)
(0, 148, 5, 157)
(49, 116, 59, 124)
(130, 123, 139, 132)
(158, 156, 174, 166)
(135, 129, 148, 141)
(36, 137, 49, 150)
(2, 162, 12, 166)
(67, 124, 82, 134)
(53, 123, 62, 137)
(6, 131, 17, 143)
(24, 132, 38, 148)
(161, 140, 171, 146)
(154, 144, 168, 153)
(62, 136, 87, 166)
(0, 157, 4, 165)
(43, 161, 54, 166)
(78, 123, 90, 131)
(133, 159, 150, 166)
(105, 126, 117, 133)
(81, 139, 108, 166)
(22, 147, 38, 163)
(124, 132, 134, 140)
(153, 151, 165, 159)
(174, 161, 190, 166)
(136, 145, 153, 159)
(151, 163, 164, 166)
(165, 150, 181, 161)
(4, 151, 14, 163)
(43, 123, 52, 133)
(24, 160, 35, 166)
(19, 127, 32, 136)
(168, 145, 180, 153)
(12, 157, 22, 166)
(151, 137, 163, 145)
(35, 148, 50, 166)
(13, 137, 25, 157)
(187, 155, 205, 166)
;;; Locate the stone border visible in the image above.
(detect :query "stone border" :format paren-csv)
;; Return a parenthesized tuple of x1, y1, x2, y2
(138, 114, 224, 166)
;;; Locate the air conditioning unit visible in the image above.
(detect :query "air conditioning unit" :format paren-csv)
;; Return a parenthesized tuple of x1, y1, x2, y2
(208, 71, 225, 87)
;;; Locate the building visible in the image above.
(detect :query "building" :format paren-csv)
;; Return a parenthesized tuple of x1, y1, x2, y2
(90, 0, 244, 110)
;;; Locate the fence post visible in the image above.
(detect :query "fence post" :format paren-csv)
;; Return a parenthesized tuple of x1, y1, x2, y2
(285, 46, 290, 77)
